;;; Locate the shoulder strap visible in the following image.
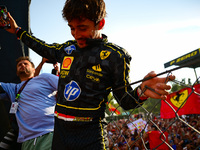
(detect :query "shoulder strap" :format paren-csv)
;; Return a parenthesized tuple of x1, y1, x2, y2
(15, 78, 32, 100)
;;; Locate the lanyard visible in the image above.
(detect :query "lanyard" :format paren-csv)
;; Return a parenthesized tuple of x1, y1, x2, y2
(15, 78, 32, 102)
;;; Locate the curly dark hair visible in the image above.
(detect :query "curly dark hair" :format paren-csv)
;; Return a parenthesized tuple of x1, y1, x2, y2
(62, 0, 106, 25)
(16, 56, 35, 68)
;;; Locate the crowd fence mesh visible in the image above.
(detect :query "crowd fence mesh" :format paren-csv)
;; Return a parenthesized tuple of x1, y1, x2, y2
(106, 68, 200, 150)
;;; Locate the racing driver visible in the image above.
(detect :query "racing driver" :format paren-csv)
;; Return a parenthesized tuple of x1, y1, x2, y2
(5, 0, 175, 149)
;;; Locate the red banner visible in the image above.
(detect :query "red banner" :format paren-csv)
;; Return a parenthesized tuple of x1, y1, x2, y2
(160, 84, 200, 119)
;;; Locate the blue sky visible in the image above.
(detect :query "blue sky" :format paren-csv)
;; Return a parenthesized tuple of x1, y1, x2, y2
(29, 0, 200, 86)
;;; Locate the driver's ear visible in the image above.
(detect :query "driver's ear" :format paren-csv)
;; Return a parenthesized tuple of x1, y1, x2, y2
(98, 19, 105, 30)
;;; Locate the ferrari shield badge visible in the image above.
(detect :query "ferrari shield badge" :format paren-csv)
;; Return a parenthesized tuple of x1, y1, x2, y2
(100, 50, 111, 60)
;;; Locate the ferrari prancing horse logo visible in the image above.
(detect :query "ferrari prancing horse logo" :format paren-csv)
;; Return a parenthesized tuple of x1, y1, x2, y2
(170, 89, 188, 108)
(100, 50, 111, 60)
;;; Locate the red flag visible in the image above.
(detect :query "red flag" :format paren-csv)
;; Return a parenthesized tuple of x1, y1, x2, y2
(160, 84, 200, 119)
(107, 102, 121, 115)
(148, 131, 169, 150)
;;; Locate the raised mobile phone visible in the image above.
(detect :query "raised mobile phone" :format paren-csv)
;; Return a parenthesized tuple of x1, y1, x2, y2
(0, 5, 11, 29)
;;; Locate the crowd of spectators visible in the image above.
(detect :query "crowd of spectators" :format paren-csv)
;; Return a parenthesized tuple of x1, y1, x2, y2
(107, 114, 200, 150)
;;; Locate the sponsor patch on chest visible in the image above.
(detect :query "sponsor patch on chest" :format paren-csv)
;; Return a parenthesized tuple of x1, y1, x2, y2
(64, 81, 81, 101)
(64, 45, 76, 55)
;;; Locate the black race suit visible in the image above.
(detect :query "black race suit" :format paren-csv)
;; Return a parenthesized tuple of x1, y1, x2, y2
(16, 29, 146, 150)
